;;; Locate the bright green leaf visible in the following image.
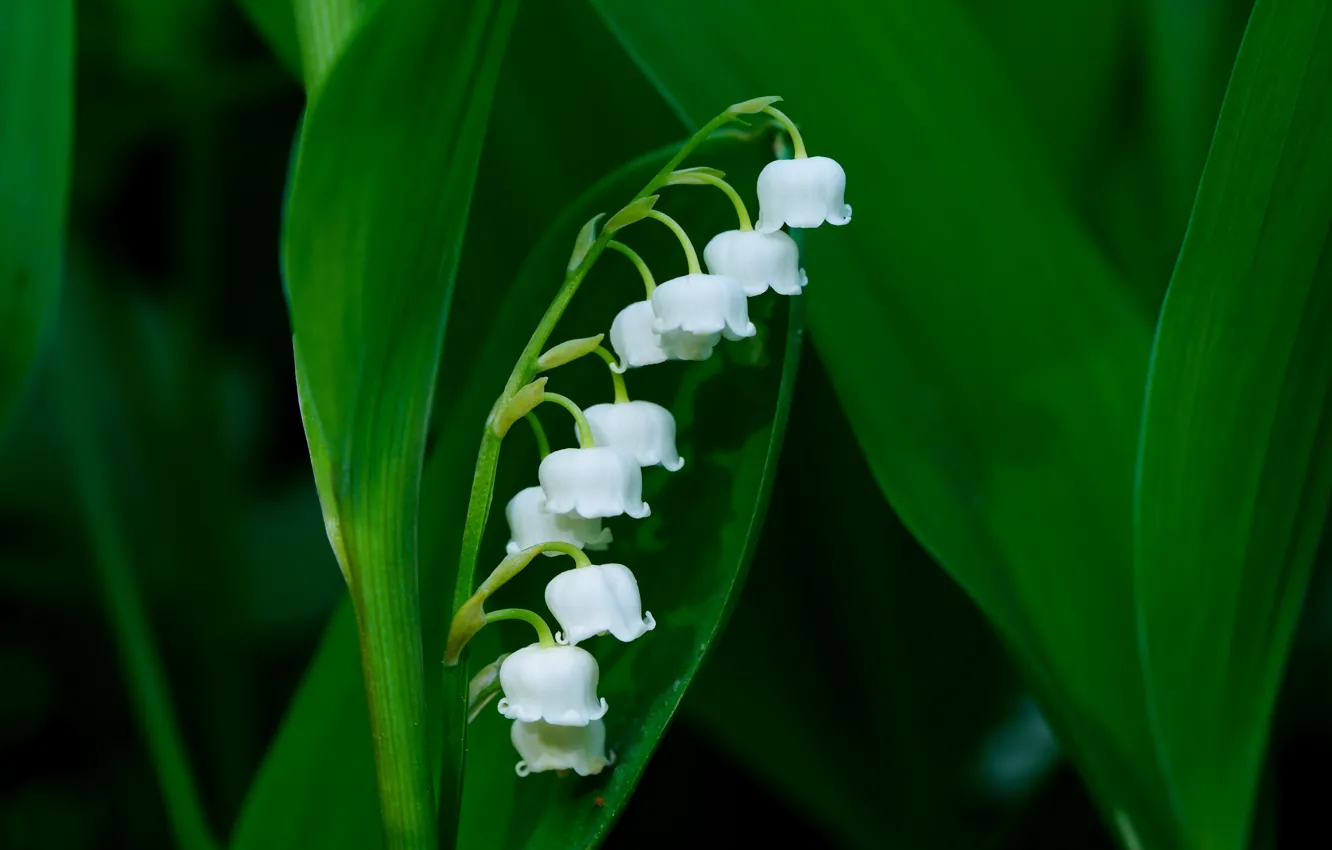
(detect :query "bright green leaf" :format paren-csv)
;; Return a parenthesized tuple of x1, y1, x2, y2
(1134, 2, 1332, 848)
(279, 0, 519, 845)
(0, 0, 73, 434)
(590, 0, 1178, 844)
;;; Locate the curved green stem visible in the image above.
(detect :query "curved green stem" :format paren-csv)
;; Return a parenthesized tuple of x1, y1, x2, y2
(646, 209, 701, 275)
(484, 608, 557, 648)
(592, 346, 630, 403)
(678, 172, 753, 231)
(541, 540, 593, 568)
(542, 392, 595, 448)
(762, 105, 807, 158)
(444, 110, 757, 816)
(524, 412, 550, 460)
(607, 240, 656, 297)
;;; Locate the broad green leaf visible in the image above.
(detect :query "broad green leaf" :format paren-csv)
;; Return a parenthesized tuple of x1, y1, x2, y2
(962, 0, 1126, 195)
(0, 0, 73, 434)
(591, 1, 1176, 844)
(234, 4, 680, 844)
(1134, 2, 1332, 847)
(280, 0, 518, 845)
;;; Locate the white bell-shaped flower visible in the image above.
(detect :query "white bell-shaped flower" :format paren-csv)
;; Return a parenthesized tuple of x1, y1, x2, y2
(651, 274, 756, 360)
(498, 643, 608, 726)
(511, 719, 613, 777)
(539, 447, 650, 519)
(755, 156, 852, 232)
(582, 402, 683, 471)
(608, 300, 668, 372)
(546, 563, 656, 646)
(660, 327, 722, 362)
(703, 229, 807, 296)
(505, 486, 612, 557)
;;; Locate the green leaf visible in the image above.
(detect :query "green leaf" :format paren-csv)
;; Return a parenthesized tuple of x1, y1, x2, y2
(234, 4, 682, 844)
(681, 351, 1032, 850)
(962, 0, 1125, 195)
(279, 0, 519, 846)
(1141, 0, 1252, 246)
(0, 0, 73, 434)
(1133, 2, 1332, 848)
(590, 0, 1177, 843)
(291, 0, 377, 91)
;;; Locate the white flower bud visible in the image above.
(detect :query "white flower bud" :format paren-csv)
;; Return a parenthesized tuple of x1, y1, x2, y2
(583, 401, 683, 471)
(755, 155, 852, 232)
(545, 563, 656, 646)
(504, 486, 612, 557)
(703, 229, 807, 296)
(538, 447, 650, 519)
(497, 643, 608, 726)
(608, 300, 668, 372)
(511, 719, 613, 777)
(650, 274, 756, 362)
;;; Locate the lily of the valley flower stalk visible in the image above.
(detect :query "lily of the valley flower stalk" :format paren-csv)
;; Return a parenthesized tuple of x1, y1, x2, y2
(443, 96, 850, 780)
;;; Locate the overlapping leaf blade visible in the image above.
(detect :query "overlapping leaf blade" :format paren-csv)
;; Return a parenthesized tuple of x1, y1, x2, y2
(1134, 2, 1332, 847)
(262, 0, 518, 845)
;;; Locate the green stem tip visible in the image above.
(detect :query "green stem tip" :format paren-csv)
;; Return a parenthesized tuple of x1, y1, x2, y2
(541, 540, 593, 568)
(607, 240, 657, 297)
(646, 208, 701, 275)
(592, 346, 630, 403)
(542, 391, 595, 448)
(673, 171, 752, 231)
(762, 105, 807, 158)
(484, 608, 557, 647)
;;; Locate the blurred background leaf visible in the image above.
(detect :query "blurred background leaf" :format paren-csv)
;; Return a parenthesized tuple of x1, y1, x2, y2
(0, 0, 74, 433)
(1134, 1, 1332, 848)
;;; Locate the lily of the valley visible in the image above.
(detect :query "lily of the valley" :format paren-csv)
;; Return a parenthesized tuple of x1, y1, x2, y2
(650, 273, 755, 358)
(498, 644, 608, 726)
(755, 155, 852, 232)
(609, 300, 669, 372)
(703, 229, 807, 296)
(505, 486, 612, 556)
(583, 401, 684, 471)
(511, 719, 613, 777)
(546, 562, 656, 646)
(538, 447, 650, 519)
